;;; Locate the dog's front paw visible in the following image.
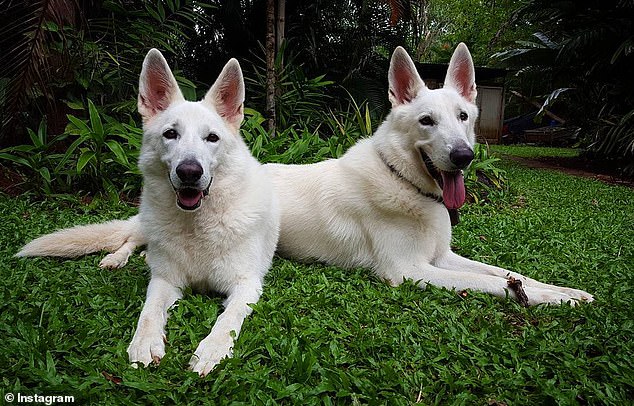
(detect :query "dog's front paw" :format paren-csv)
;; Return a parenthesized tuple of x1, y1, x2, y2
(188, 335, 234, 377)
(538, 282, 595, 304)
(524, 287, 592, 306)
(127, 332, 166, 367)
(558, 287, 594, 303)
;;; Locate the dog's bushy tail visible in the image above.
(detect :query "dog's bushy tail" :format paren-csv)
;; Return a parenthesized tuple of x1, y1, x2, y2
(16, 215, 142, 260)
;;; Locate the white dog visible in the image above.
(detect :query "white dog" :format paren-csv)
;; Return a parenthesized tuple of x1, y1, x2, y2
(19, 44, 592, 317)
(265, 44, 592, 305)
(19, 49, 280, 377)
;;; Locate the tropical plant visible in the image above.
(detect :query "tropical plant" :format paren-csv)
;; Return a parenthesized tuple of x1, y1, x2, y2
(0, 101, 142, 198)
(242, 108, 361, 165)
(589, 109, 634, 175)
(321, 95, 375, 141)
(0, 119, 62, 194)
(246, 43, 334, 132)
(0, 0, 208, 146)
(463, 143, 507, 204)
(0, 0, 79, 144)
(492, 0, 634, 174)
(62, 100, 142, 198)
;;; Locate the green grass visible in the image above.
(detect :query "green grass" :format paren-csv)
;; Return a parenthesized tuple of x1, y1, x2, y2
(1, 151, 633, 404)
(490, 145, 581, 159)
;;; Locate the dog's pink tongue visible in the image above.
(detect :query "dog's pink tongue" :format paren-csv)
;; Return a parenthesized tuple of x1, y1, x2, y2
(177, 190, 203, 209)
(441, 171, 465, 209)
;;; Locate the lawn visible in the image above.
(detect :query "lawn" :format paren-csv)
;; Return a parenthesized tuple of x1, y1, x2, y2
(1, 146, 633, 405)
(489, 145, 582, 159)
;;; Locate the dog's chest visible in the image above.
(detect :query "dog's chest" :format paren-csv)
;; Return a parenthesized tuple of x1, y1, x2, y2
(144, 206, 255, 292)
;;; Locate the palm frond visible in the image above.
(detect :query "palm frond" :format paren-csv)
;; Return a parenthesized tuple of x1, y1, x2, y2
(0, 0, 78, 143)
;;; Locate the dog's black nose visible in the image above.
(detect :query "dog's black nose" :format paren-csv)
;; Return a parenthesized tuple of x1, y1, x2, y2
(176, 160, 203, 183)
(449, 146, 474, 169)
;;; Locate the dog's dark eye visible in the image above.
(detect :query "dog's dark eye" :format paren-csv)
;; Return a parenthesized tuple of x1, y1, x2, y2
(419, 116, 435, 126)
(163, 129, 178, 139)
(459, 112, 468, 121)
(206, 133, 219, 143)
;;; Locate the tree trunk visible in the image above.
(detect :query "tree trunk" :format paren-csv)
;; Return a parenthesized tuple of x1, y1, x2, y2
(265, 0, 276, 134)
(276, 0, 285, 54)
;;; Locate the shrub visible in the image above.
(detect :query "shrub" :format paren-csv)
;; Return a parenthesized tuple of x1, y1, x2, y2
(588, 108, 634, 175)
(0, 101, 141, 199)
(0, 119, 62, 194)
(463, 143, 507, 204)
(245, 43, 335, 131)
(62, 101, 142, 199)
(242, 108, 361, 165)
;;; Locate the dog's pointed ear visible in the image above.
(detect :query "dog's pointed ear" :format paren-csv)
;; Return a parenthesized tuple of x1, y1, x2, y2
(204, 58, 245, 133)
(138, 49, 185, 121)
(444, 43, 477, 103)
(388, 46, 426, 107)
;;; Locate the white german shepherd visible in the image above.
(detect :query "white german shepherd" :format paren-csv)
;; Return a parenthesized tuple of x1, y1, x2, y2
(20, 49, 280, 377)
(19, 45, 591, 331)
(265, 44, 592, 305)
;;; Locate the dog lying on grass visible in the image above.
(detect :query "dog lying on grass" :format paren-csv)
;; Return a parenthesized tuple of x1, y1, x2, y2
(20, 49, 280, 377)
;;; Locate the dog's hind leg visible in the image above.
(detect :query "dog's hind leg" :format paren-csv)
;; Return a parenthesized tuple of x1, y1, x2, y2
(434, 251, 594, 303)
(99, 215, 146, 268)
(188, 282, 262, 377)
(99, 232, 146, 269)
(128, 277, 182, 367)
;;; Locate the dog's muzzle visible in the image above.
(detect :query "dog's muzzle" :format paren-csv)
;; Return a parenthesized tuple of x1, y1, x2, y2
(171, 160, 211, 211)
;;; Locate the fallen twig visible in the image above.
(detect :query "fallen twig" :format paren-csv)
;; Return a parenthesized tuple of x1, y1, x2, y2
(507, 275, 529, 307)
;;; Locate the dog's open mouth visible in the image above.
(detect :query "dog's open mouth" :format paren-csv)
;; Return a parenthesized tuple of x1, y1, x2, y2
(420, 149, 465, 210)
(175, 185, 210, 211)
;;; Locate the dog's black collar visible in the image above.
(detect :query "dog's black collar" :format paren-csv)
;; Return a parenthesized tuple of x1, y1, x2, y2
(376, 149, 460, 226)
(376, 149, 443, 203)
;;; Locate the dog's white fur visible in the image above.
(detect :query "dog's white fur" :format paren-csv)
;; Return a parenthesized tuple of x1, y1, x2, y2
(20, 49, 280, 377)
(18, 45, 592, 343)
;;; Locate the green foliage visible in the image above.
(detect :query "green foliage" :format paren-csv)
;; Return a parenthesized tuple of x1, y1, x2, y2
(463, 144, 507, 204)
(0, 120, 61, 194)
(1, 0, 208, 144)
(0, 101, 142, 198)
(246, 43, 335, 131)
(589, 108, 634, 175)
(77, 0, 209, 104)
(493, 0, 634, 174)
(2, 157, 633, 404)
(423, 0, 531, 65)
(321, 95, 376, 140)
(62, 101, 142, 198)
(242, 108, 362, 165)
